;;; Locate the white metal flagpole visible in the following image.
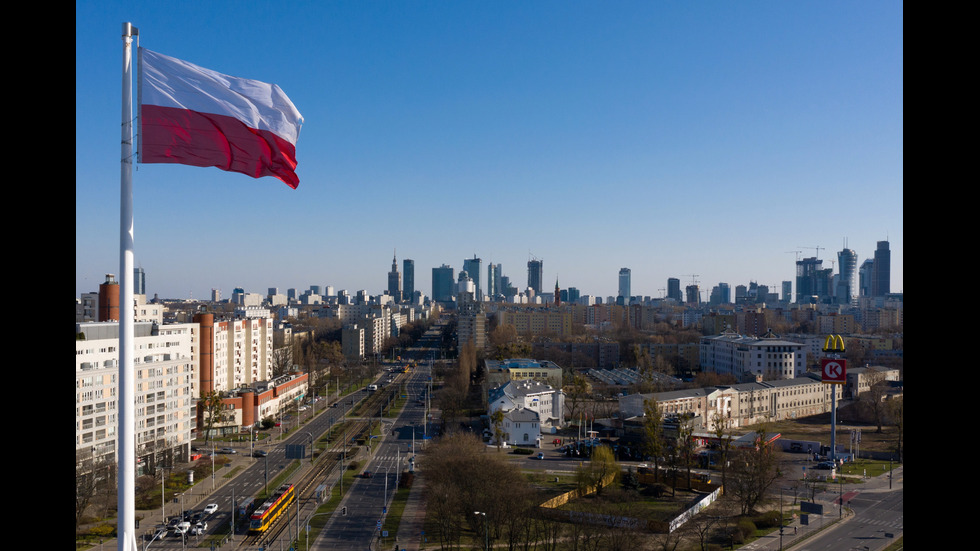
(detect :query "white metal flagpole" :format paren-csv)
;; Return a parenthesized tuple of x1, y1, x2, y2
(118, 21, 138, 551)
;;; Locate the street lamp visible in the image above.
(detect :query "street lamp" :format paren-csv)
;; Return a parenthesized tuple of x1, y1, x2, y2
(474, 511, 488, 551)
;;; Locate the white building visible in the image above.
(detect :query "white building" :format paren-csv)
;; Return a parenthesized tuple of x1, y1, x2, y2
(619, 373, 842, 431)
(488, 379, 564, 433)
(193, 314, 274, 394)
(342, 323, 366, 361)
(699, 329, 806, 382)
(76, 321, 198, 475)
(501, 408, 542, 447)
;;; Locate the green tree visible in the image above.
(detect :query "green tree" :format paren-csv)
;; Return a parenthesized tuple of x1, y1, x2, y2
(575, 444, 619, 496)
(490, 408, 506, 452)
(200, 390, 223, 446)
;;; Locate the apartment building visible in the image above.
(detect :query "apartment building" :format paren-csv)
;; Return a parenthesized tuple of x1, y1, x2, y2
(700, 329, 806, 381)
(75, 321, 198, 474)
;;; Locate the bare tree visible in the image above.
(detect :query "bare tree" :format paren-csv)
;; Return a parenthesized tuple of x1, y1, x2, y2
(861, 367, 889, 432)
(75, 458, 97, 533)
(711, 413, 734, 495)
(564, 374, 590, 428)
(887, 396, 904, 461)
(727, 426, 780, 515)
(643, 397, 665, 483)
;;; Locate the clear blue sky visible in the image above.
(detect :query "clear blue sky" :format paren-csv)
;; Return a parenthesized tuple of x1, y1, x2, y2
(76, 1, 903, 301)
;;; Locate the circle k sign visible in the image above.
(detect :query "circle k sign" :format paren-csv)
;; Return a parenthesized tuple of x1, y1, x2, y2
(821, 358, 847, 384)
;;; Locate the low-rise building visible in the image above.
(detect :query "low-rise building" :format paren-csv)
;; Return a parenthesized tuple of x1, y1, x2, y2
(500, 408, 542, 447)
(204, 372, 309, 436)
(619, 373, 843, 431)
(488, 378, 564, 433)
(844, 366, 901, 399)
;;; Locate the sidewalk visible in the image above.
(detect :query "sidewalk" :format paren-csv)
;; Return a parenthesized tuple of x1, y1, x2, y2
(79, 439, 271, 549)
(393, 469, 427, 551)
(746, 464, 903, 551)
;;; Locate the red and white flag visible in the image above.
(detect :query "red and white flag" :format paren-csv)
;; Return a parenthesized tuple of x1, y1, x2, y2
(138, 48, 304, 188)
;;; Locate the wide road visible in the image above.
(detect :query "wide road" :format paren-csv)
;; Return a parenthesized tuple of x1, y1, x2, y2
(312, 362, 432, 550)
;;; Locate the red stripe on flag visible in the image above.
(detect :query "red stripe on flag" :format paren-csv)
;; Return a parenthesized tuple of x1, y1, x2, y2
(140, 104, 299, 189)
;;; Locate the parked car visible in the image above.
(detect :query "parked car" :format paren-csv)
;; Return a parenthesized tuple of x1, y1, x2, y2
(815, 461, 835, 470)
(203, 503, 218, 515)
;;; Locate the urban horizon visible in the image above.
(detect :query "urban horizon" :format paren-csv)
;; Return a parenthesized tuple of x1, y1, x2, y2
(88, 237, 900, 304)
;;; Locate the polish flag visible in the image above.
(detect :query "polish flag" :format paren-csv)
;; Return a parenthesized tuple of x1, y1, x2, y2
(139, 48, 304, 188)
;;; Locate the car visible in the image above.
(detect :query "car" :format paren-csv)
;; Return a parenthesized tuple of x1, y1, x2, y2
(815, 461, 835, 470)
(331, 402, 338, 408)
(203, 503, 218, 515)
(362, 471, 372, 478)
(220, 447, 236, 454)
(536, 452, 545, 460)
(151, 527, 167, 541)
(173, 521, 191, 535)
(190, 511, 204, 523)
(189, 520, 208, 535)
(253, 450, 268, 458)
(298, 406, 308, 412)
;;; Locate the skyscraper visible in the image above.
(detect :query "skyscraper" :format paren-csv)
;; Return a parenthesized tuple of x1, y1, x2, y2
(493, 264, 503, 298)
(872, 240, 890, 297)
(618, 268, 631, 305)
(667, 278, 682, 302)
(134, 266, 145, 296)
(796, 257, 822, 303)
(463, 255, 482, 300)
(527, 259, 543, 294)
(486, 263, 496, 299)
(837, 247, 858, 305)
(432, 264, 454, 302)
(859, 259, 874, 298)
(403, 259, 415, 300)
(710, 283, 730, 306)
(387, 252, 402, 302)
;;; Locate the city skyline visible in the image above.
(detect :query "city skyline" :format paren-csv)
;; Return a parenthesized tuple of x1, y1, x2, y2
(76, 2, 903, 301)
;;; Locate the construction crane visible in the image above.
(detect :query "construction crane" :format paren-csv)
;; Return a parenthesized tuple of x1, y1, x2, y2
(785, 250, 803, 262)
(682, 274, 700, 286)
(797, 245, 824, 259)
